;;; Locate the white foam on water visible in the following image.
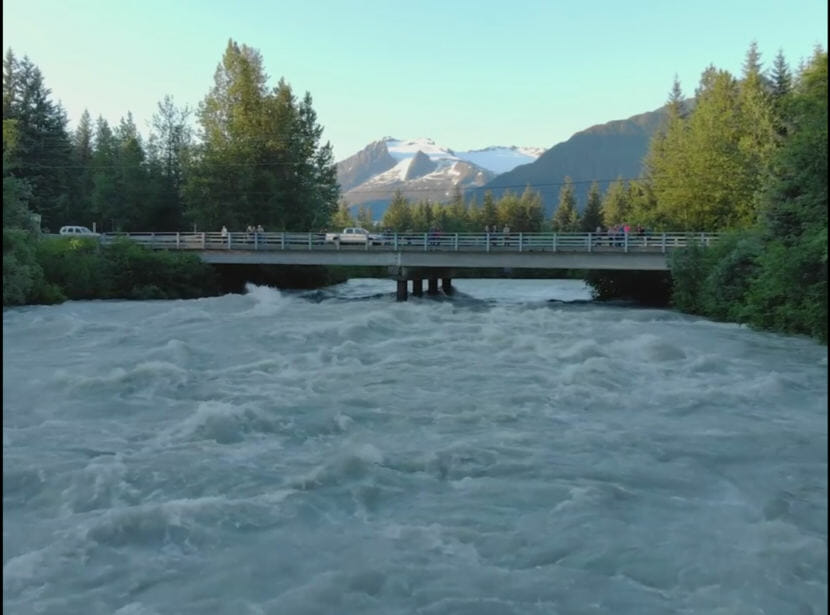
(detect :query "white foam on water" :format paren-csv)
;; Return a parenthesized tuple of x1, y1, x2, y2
(2, 278, 826, 614)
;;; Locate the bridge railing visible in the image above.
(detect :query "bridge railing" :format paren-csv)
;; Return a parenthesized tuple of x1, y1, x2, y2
(99, 231, 718, 254)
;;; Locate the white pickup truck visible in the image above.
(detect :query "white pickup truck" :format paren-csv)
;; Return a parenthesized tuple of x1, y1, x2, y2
(324, 227, 382, 246)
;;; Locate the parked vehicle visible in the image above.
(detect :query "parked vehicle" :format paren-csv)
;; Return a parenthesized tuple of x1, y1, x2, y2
(59, 225, 99, 237)
(324, 227, 382, 245)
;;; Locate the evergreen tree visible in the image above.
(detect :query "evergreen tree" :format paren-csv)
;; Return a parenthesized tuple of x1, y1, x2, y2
(90, 116, 118, 231)
(446, 184, 469, 231)
(3, 119, 34, 229)
(381, 189, 412, 231)
(738, 41, 778, 209)
(648, 64, 764, 230)
(70, 109, 94, 225)
(146, 95, 192, 229)
(496, 190, 522, 230)
(644, 77, 689, 227)
(627, 180, 658, 228)
(185, 40, 338, 231)
(356, 204, 374, 230)
(580, 181, 604, 231)
(113, 113, 151, 230)
(2, 51, 73, 230)
(552, 177, 579, 231)
(745, 49, 828, 340)
(410, 200, 434, 231)
(480, 191, 498, 229)
(600, 177, 630, 226)
(330, 199, 355, 229)
(770, 49, 793, 101)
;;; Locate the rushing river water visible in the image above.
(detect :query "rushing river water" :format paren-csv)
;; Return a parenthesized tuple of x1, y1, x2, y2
(3, 278, 827, 615)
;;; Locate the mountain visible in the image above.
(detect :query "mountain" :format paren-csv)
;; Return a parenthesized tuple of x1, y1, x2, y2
(336, 138, 545, 218)
(471, 106, 669, 215)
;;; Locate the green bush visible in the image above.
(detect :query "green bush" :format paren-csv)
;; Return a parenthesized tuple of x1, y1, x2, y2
(743, 229, 828, 342)
(583, 270, 673, 306)
(698, 231, 763, 321)
(3, 229, 63, 306)
(35, 236, 105, 299)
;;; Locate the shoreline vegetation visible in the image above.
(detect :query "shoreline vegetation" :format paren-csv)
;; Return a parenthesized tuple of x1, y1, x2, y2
(3, 41, 826, 343)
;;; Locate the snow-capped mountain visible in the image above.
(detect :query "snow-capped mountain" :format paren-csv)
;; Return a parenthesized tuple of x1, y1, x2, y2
(336, 137, 544, 212)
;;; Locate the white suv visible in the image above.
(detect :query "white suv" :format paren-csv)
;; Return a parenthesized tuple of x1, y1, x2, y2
(59, 226, 99, 237)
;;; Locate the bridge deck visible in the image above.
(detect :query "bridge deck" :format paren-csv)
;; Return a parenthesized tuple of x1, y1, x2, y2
(98, 231, 716, 272)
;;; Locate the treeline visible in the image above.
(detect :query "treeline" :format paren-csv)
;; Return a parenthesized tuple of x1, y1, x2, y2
(3, 39, 340, 305)
(334, 178, 636, 234)
(590, 43, 827, 342)
(3, 39, 338, 234)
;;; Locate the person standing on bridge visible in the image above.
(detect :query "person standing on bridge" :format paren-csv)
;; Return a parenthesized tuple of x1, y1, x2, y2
(221, 225, 228, 238)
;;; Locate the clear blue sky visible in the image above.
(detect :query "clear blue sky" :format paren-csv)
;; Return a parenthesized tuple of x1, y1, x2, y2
(3, 0, 827, 161)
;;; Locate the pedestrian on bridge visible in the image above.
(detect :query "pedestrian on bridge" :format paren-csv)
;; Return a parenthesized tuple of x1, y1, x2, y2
(221, 225, 228, 238)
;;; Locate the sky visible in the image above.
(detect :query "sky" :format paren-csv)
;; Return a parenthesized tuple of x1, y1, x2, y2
(3, 0, 827, 162)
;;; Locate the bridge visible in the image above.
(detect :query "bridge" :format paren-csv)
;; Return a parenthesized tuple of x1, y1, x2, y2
(101, 231, 716, 300)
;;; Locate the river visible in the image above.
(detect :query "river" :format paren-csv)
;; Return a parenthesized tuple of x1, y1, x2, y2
(2, 278, 827, 614)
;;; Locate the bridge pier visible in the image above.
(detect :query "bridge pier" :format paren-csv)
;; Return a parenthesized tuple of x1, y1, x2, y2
(396, 279, 408, 301)
(441, 278, 453, 295)
(412, 278, 423, 297)
(427, 278, 439, 295)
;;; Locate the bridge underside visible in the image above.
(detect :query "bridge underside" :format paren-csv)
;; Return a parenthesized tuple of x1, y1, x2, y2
(199, 249, 670, 271)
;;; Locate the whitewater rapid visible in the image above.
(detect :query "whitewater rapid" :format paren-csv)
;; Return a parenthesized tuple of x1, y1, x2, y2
(3, 279, 827, 614)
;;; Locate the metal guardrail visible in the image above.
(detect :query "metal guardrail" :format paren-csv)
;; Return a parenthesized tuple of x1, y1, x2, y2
(97, 231, 718, 254)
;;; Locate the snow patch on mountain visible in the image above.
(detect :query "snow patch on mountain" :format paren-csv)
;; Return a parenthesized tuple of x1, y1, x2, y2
(385, 137, 458, 162)
(455, 146, 546, 175)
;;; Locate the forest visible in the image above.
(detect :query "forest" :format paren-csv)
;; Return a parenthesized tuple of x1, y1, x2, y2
(3, 40, 826, 342)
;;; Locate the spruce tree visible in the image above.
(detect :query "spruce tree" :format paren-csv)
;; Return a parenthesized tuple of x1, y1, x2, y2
(552, 177, 579, 231)
(70, 109, 94, 225)
(580, 181, 604, 231)
(382, 189, 412, 231)
(480, 191, 498, 229)
(2, 52, 73, 230)
(600, 178, 630, 226)
(186, 39, 338, 231)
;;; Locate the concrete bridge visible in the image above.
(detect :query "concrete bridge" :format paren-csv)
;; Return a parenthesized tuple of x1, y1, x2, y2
(102, 231, 716, 300)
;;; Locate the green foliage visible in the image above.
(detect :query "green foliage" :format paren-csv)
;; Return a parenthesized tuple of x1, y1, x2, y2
(3, 50, 74, 230)
(35, 236, 104, 299)
(583, 270, 673, 306)
(599, 178, 630, 226)
(356, 205, 375, 230)
(3, 229, 63, 305)
(330, 200, 355, 229)
(742, 230, 827, 341)
(552, 178, 579, 231)
(742, 48, 828, 342)
(381, 191, 411, 231)
(699, 232, 763, 321)
(185, 40, 338, 232)
(16, 236, 219, 303)
(580, 181, 603, 231)
(669, 231, 762, 318)
(636, 45, 827, 343)
(98, 238, 219, 300)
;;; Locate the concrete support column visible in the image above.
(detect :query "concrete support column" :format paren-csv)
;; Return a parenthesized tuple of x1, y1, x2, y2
(441, 278, 453, 295)
(396, 279, 408, 302)
(412, 278, 423, 297)
(427, 278, 439, 295)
